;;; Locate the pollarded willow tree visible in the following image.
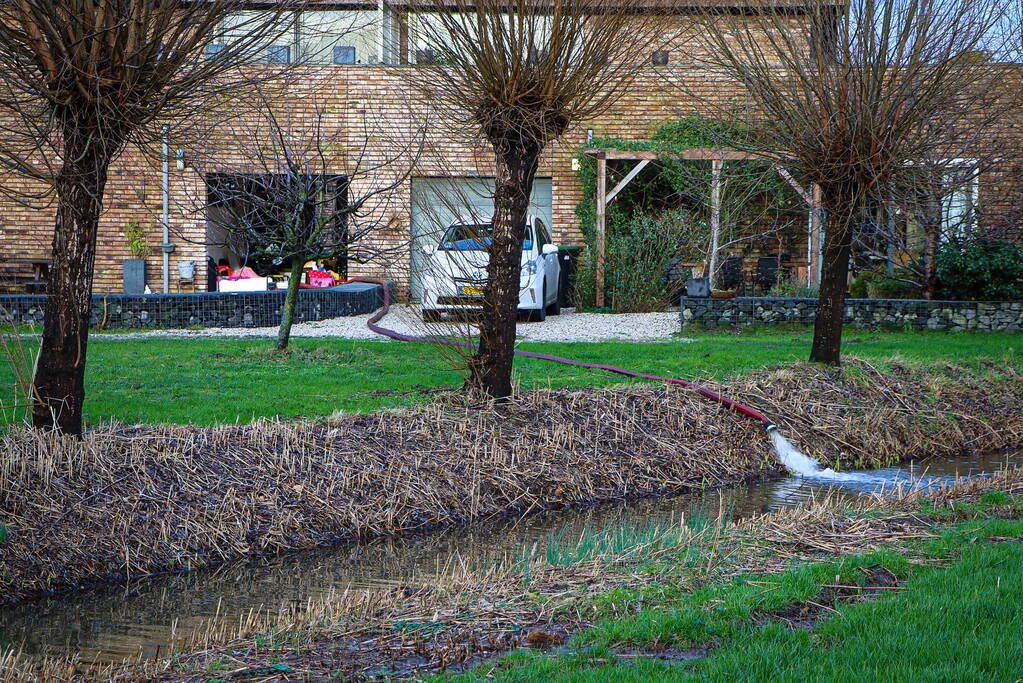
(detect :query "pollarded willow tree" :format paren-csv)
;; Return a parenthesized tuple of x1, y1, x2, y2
(690, 0, 1019, 365)
(402, 0, 664, 398)
(0, 0, 303, 434)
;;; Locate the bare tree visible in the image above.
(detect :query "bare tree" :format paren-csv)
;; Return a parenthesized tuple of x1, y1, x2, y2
(690, 0, 1018, 364)
(0, 0, 305, 434)
(187, 88, 419, 350)
(402, 0, 662, 397)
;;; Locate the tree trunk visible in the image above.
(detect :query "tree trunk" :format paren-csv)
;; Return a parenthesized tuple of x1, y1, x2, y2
(469, 138, 541, 398)
(921, 189, 943, 300)
(31, 123, 117, 435)
(277, 258, 306, 350)
(809, 186, 860, 366)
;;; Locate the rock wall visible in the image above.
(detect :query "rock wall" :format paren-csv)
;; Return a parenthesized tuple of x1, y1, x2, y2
(0, 283, 384, 330)
(680, 297, 1023, 331)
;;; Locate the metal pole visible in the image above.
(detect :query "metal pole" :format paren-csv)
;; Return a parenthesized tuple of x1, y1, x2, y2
(161, 126, 170, 294)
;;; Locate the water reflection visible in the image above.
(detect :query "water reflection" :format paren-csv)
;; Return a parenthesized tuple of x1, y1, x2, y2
(1, 450, 1017, 663)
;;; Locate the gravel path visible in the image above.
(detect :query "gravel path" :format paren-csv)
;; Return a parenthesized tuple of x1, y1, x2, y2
(99, 306, 686, 343)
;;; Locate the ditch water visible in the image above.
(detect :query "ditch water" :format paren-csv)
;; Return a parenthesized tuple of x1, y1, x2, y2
(1, 449, 1019, 664)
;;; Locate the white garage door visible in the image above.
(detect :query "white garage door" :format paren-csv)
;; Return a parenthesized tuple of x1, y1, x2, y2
(409, 177, 552, 300)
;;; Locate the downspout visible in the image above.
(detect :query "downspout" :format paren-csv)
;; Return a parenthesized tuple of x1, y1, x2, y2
(161, 126, 170, 294)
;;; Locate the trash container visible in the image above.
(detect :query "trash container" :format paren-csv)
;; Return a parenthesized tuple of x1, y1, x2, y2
(557, 246, 582, 307)
(686, 277, 710, 298)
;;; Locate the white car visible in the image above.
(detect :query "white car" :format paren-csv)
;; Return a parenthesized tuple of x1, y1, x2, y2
(420, 215, 561, 322)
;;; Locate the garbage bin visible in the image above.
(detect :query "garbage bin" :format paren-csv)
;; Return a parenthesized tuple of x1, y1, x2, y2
(686, 277, 710, 298)
(557, 246, 583, 308)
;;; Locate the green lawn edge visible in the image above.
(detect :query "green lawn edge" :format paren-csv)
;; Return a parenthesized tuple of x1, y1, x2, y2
(2, 327, 1019, 425)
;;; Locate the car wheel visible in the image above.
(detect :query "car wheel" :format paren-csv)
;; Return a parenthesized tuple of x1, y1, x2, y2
(546, 281, 561, 316)
(531, 284, 547, 322)
(422, 310, 443, 323)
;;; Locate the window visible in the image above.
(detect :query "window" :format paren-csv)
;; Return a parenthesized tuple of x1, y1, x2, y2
(266, 45, 291, 64)
(407, 12, 553, 65)
(534, 218, 551, 250)
(333, 45, 356, 65)
(939, 164, 978, 241)
(300, 11, 380, 65)
(438, 223, 535, 251)
(220, 12, 297, 64)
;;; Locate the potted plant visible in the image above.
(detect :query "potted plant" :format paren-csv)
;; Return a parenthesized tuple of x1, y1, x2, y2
(123, 222, 151, 294)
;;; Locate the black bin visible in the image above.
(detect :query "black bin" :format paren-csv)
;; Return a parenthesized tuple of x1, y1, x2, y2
(557, 246, 583, 307)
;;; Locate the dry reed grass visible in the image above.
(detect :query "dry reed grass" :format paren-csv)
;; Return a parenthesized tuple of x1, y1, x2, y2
(5, 465, 1023, 682)
(0, 360, 1019, 612)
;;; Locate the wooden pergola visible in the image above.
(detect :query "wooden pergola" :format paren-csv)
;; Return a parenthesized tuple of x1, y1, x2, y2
(583, 148, 823, 307)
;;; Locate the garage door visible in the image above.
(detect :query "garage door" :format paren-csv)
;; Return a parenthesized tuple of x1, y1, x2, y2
(409, 177, 552, 300)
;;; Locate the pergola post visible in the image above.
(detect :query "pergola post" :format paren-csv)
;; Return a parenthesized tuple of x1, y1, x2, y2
(808, 184, 822, 287)
(708, 157, 723, 290)
(595, 156, 607, 308)
(582, 147, 813, 302)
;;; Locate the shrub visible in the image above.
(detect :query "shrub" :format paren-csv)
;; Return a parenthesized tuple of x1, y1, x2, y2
(768, 273, 819, 298)
(868, 278, 919, 299)
(849, 270, 920, 299)
(936, 236, 1023, 301)
(848, 271, 875, 298)
(575, 210, 704, 312)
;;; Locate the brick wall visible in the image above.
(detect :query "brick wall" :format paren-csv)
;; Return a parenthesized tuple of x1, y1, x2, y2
(1, 26, 1020, 296)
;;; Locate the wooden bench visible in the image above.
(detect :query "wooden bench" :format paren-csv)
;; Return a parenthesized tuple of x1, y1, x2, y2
(1, 257, 51, 293)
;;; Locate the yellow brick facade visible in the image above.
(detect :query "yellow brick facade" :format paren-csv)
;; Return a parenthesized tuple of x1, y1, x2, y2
(0, 17, 1019, 295)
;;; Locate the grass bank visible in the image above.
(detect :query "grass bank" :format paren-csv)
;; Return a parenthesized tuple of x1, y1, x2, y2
(9, 461, 1021, 681)
(434, 495, 1023, 682)
(1, 327, 1019, 425)
(0, 360, 1020, 607)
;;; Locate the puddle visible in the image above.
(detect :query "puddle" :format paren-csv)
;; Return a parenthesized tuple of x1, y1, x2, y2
(0, 450, 1017, 664)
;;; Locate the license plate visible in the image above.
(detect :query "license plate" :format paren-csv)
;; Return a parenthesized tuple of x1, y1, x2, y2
(459, 285, 484, 297)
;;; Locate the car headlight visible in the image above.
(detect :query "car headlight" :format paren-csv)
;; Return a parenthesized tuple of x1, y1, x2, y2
(523, 260, 538, 275)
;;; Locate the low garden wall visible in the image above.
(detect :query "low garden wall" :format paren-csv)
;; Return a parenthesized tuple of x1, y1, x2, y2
(680, 296, 1023, 331)
(0, 282, 385, 329)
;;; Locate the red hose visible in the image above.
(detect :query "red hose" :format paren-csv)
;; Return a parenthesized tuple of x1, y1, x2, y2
(347, 278, 773, 429)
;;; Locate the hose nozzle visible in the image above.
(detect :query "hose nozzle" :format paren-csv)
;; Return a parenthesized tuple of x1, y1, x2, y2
(763, 421, 778, 433)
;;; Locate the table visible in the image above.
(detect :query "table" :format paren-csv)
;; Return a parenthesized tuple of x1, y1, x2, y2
(8, 257, 51, 293)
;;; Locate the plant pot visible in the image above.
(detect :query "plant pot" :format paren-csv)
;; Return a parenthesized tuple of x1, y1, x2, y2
(123, 259, 146, 294)
(710, 289, 737, 299)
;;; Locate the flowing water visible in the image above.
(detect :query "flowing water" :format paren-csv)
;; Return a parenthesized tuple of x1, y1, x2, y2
(1, 449, 1018, 664)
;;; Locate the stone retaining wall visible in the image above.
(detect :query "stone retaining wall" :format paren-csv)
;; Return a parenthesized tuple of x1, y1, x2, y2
(0, 282, 384, 329)
(680, 297, 1023, 331)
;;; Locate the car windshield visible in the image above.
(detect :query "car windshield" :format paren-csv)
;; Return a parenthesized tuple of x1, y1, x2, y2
(439, 223, 534, 251)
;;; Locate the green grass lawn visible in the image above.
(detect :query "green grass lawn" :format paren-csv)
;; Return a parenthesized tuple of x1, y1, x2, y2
(436, 516, 1023, 682)
(1, 327, 1019, 425)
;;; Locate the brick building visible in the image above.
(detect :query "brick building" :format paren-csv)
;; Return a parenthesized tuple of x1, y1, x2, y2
(0, 3, 1018, 297)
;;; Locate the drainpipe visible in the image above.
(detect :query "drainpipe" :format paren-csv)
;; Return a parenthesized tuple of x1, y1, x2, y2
(160, 126, 171, 293)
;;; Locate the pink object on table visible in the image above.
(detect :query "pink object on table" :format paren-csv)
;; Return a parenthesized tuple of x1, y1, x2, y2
(229, 266, 261, 280)
(309, 276, 336, 288)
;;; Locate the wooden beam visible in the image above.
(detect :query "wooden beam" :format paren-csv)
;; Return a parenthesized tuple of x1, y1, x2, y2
(595, 157, 607, 308)
(708, 158, 723, 291)
(774, 166, 813, 205)
(606, 159, 650, 205)
(582, 148, 763, 162)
